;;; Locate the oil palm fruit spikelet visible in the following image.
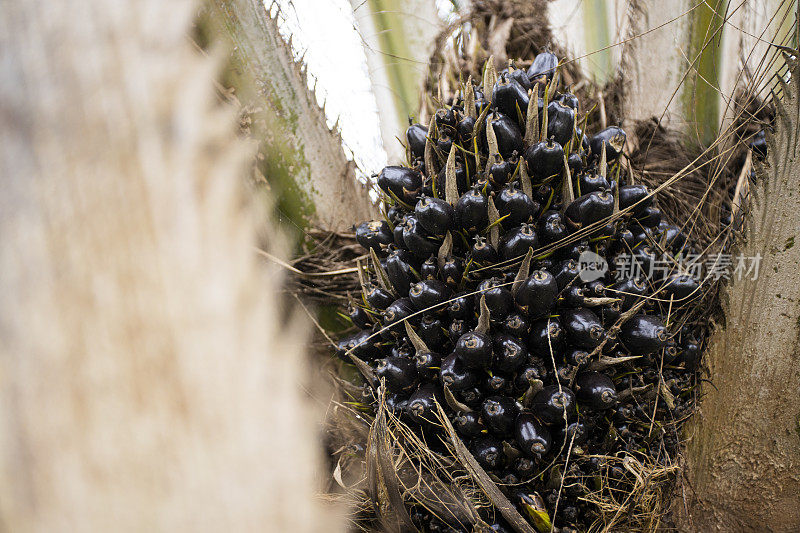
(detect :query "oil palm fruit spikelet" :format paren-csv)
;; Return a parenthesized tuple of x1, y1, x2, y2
(334, 54, 714, 532)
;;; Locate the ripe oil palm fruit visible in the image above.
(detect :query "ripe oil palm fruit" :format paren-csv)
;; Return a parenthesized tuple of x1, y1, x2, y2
(337, 55, 701, 531)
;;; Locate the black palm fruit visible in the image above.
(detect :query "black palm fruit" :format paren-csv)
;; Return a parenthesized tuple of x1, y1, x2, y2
(481, 395, 518, 435)
(565, 190, 615, 229)
(447, 291, 473, 320)
(474, 176, 495, 196)
(472, 235, 498, 263)
(618, 184, 652, 215)
(532, 183, 553, 205)
(547, 100, 575, 147)
(612, 277, 648, 310)
(516, 269, 558, 317)
(454, 410, 484, 438)
(355, 220, 394, 251)
(493, 73, 529, 122)
(476, 277, 514, 318)
(487, 158, 517, 187)
(589, 126, 626, 161)
(563, 308, 605, 349)
(495, 182, 539, 228)
(503, 313, 530, 337)
(336, 329, 381, 362)
(420, 255, 437, 280)
(575, 371, 617, 409)
(347, 301, 371, 329)
(553, 258, 581, 290)
(599, 300, 622, 327)
(457, 387, 483, 409)
(564, 347, 590, 367)
(529, 318, 565, 355)
(659, 224, 688, 253)
(585, 280, 606, 297)
(384, 394, 408, 414)
(558, 91, 579, 110)
(376, 356, 418, 393)
(382, 298, 417, 337)
(437, 133, 453, 155)
(632, 245, 658, 279)
(559, 285, 586, 308)
(409, 279, 452, 312)
(378, 166, 423, 205)
(489, 112, 524, 158)
(500, 223, 539, 260)
(385, 247, 415, 296)
(560, 239, 590, 262)
(620, 314, 668, 354)
(501, 66, 533, 91)
(441, 256, 464, 286)
(414, 350, 443, 381)
(516, 412, 553, 457)
(435, 107, 457, 132)
(402, 216, 440, 259)
(389, 343, 414, 359)
(386, 205, 402, 224)
(415, 196, 455, 235)
(635, 206, 662, 228)
(524, 139, 564, 181)
(471, 435, 505, 470)
(527, 51, 558, 86)
(406, 123, 428, 159)
(456, 187, 489, 233)
(418, 315, 448, 351)
(448, 319, 470, 341)
(514, 457, 537, 477)
(539, 210, 568, 244)
(493, 333, 528, 372)
(577, 172, 610, 195)
(454, 331, 493, 369)
(663, 339, 680, 364)
(335, 52, 707, 528)
(440, 353, 479, 390)
(660, 273, 699, 301)
(533, 384, 577, 425)
(484, 374, 511, 395)
(514, 360, 549, 392)
(555, 420, 589, 447)
(568, 152, 584, 174)
(407, 383, 441, 425)
(457, 115, 476, 145)
(364, 283, 395, 310)
(393, 214, 409, 247)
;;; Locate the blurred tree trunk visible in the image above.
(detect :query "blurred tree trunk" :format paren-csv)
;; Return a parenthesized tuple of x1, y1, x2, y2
(0, 1, 340, 531)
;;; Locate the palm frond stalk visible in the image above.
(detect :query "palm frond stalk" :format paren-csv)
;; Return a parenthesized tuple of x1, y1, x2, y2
(350, 0, 443, 163)
(205, 0, 376, 236)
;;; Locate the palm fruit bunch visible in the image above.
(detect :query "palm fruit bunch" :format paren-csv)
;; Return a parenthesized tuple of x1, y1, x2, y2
(337, 52, 702, 532)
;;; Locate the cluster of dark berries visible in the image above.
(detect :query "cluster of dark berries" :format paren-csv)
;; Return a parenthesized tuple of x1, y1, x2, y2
(336, 52, 703, 532)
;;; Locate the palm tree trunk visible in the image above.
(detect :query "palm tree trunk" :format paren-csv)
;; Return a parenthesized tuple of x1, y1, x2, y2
(676, 55, 800, 531)
(0, 1, 340, 530)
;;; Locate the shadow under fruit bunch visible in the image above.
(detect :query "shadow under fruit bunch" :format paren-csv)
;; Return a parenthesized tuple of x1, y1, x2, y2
(337, 53, 703, 532)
